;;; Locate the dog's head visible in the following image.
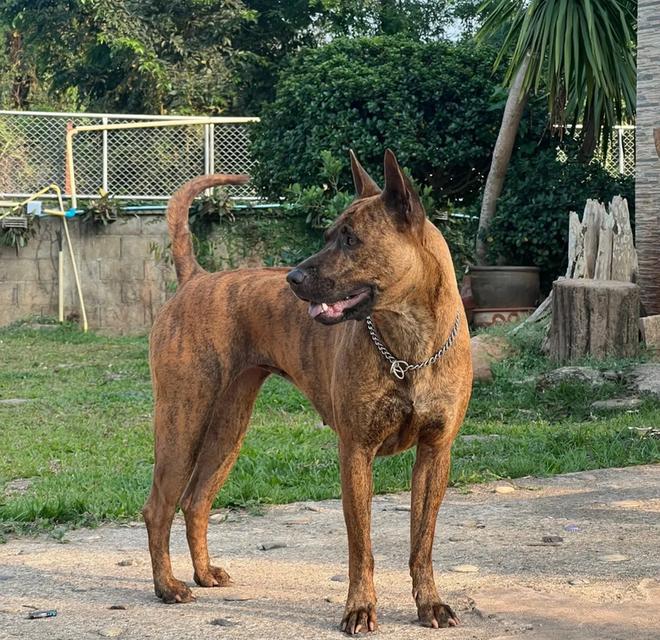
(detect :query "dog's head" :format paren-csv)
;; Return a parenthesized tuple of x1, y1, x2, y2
(287, 149, 428, 325)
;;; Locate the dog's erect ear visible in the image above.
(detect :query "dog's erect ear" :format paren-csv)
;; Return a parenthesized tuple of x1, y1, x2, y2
(381, 149, 424, 230)
(349, 149, 381, 199)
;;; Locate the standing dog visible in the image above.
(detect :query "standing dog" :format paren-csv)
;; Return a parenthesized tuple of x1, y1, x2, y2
(144, 150, 472, 634)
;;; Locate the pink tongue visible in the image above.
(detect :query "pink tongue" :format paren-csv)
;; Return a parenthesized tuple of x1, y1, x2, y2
(308, 300, 351, 319)
(308, 303, 325, 319)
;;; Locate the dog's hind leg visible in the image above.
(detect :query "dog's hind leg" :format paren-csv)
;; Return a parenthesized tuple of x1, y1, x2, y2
(180, 367, 269, 588)
(143, 382, 218, 604)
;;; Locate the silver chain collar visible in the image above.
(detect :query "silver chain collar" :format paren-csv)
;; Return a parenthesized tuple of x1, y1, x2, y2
(365, 312, 461, 380)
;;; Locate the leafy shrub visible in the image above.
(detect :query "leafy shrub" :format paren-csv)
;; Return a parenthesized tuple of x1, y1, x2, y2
(150, 188, 322, 272)
(284, 150, 354, 229)
(80, 191, 125, 226)
(251, 36, 505, 205)
(481, 141, 634, 287)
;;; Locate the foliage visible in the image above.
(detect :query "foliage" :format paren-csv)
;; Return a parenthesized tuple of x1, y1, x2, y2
(251, 36, 507, 205)
(478, 0, 636, 158)
(478, 139, 634, 284)
(0, 208, 36, 251)
(0, 1, 484, 114)
(0, 321, 658, 530)
(233, 0, 483, 113)
(150, 189, 322, 273)
(1, 0, 252, 113)
(284, 150, 354, 229)
(80, 191, 125, 227)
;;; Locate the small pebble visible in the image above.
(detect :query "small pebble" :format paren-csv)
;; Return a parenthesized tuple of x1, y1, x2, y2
(325, 595, 343, 604)
(117, 559, 141, 567)
(568, 578, 590, 585)
(330, 574, 347, 582)
(108, 605, 127, 610)
(450, 564, 479, 573)
(495, 485, 515, 494)
(223, 595, 251, 602)
(599, 554, 629, 563)
(0, 398, 29, 405)
(563, 524, 580, 533)
(209, 513, 226, 524)
(98, 627, 124, 638)
(210, 618, 236, 627)
(542, 535, 564, 544)
(447, 537, 466, 542)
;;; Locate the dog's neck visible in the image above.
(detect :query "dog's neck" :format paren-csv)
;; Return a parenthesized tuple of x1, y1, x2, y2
(369, 246, 459, 366)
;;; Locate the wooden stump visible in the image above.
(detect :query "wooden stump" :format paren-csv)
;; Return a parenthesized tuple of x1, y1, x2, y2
(549, 279, 640, 362)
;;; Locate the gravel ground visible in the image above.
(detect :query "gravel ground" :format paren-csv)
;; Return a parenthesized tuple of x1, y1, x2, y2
(1, 464, 659, 640)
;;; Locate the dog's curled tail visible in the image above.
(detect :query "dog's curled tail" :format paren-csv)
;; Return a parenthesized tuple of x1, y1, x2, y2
(167, 173, 250, 285)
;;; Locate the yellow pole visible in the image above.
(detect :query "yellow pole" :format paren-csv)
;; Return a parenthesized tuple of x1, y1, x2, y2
(6, 184, 89, 332)
(57, 232, 64, 323)
(54, 188, 88, 332)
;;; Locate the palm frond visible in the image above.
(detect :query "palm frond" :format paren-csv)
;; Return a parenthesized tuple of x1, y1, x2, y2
(477, 0, 636, 156)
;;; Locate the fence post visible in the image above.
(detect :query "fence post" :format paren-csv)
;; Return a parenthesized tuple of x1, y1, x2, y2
(618, 127, 625, 175)
(209, 123, 215, 175)
(64, 120, 73, 195)
(204, 123, 212, 195)
(102, 116, 109, 192)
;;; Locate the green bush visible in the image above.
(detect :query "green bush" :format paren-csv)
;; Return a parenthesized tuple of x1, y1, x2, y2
(482, 142, 635, 288)
(251, 36, 505, 205)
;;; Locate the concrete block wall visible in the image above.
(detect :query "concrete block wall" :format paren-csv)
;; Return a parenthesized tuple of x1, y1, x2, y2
(0, 215, 175, 334)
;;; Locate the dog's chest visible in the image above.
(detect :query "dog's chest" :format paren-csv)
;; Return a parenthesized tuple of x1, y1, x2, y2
(372, 389, 448, 456)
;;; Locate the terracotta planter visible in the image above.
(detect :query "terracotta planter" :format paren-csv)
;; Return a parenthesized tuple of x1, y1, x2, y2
(469, 265, 540, 310)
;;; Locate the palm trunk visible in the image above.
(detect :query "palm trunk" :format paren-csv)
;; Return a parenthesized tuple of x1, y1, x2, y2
(475, 54, 531, 265)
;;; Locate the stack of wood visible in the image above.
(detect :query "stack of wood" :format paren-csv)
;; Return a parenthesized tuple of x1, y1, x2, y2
(516, 196, 640, 362)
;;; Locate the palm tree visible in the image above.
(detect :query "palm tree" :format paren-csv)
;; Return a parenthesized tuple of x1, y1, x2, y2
(475, 0, 636, 265)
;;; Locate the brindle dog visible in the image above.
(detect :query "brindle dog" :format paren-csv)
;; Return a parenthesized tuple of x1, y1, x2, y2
(144, 150, 472, 634)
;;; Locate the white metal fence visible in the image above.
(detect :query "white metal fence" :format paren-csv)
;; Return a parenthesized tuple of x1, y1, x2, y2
(0, 110, 259, 200)
(0, 110, 635, 203)
(558, 124, 635, 176)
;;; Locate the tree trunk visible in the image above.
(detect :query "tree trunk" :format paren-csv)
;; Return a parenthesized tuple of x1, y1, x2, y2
(548, 279, 639, 362)
(475, 53, 531, 265)
(7, 30, 32, 109)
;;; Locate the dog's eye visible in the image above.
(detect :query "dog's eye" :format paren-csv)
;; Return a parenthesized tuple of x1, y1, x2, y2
(342, 226, 358, 248)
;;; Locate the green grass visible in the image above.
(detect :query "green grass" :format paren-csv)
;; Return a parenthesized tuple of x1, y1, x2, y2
(0, 319, 658, 535)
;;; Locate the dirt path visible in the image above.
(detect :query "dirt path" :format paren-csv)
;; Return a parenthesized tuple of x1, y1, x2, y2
(1, 465, 659, 640)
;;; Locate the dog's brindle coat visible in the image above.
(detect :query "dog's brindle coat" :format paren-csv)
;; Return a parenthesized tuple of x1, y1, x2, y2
(144, 150, 472, 634)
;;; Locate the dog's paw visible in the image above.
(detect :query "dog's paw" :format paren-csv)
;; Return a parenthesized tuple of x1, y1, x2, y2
(193, 565, 233, 588)
(415, 595, 459, 629)
(155, 579, 196, 604)
(340, 600, 378, 635)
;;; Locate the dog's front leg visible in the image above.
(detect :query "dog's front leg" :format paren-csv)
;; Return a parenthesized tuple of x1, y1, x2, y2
(409, 439, 459, 628)
(338, 441, 378, 635)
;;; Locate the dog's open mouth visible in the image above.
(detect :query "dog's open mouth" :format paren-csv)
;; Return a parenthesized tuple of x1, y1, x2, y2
(307, 288, 372, 322)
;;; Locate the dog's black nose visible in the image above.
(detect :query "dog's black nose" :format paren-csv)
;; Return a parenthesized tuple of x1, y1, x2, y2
(286, 268, 306, 286)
